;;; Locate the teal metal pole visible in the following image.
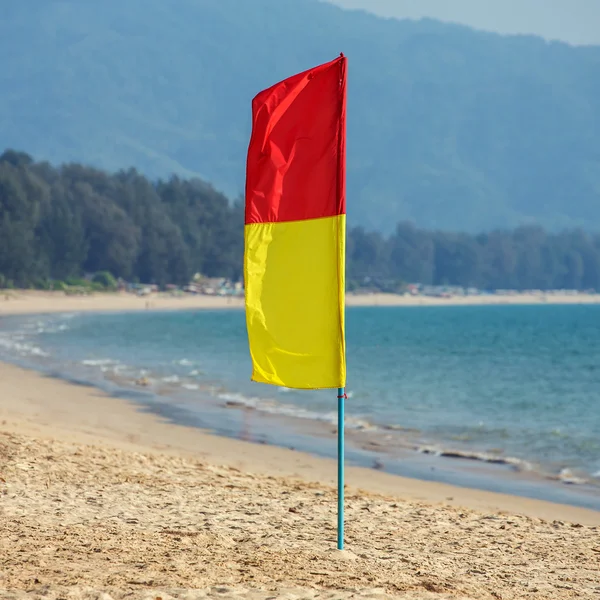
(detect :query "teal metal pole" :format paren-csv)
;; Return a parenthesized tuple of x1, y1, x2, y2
(337, 387, 345, 550)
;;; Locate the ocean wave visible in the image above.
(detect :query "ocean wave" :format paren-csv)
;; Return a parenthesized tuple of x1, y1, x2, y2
(37, 323, 70, 334)
(16, 317, 71, 336)
(217, 391, 375, 431)
(82, 359, 130, 376)
(81, 359, 119, 367)
(215, 391, 596, 486)
(414, 446, 599, 485)
(416, 445, 535, 471)
(162, 375, 180, 383)
(181, 383, 199, 390)
(554, 468, 589, 486)
(0, 337, 49, 358)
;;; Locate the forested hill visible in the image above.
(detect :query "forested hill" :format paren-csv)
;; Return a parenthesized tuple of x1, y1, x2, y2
(3, 150, 600, 292)
(1, 0, 600, 232)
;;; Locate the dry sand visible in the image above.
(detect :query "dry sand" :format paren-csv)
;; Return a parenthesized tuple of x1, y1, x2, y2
(1, 289, 600, 317)
(1, 362, 600, 600)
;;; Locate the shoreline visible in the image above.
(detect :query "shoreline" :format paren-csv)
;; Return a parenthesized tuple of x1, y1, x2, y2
(1, 360, 598, 525)
(4, 344, 600, 514)
(1, 289, 600, 316)
(1, 297, 599, 514)
(2, 361, 600, 598)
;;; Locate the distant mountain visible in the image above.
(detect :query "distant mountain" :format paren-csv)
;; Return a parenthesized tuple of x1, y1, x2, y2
(1, 0, 600, 232)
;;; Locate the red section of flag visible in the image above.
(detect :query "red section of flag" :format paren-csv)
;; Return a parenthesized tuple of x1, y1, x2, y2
(245, 55, 347, 225)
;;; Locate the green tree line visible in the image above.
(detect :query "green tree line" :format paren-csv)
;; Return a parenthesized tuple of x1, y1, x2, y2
(1, 150, 600, 292)
(0, 150, 244, 288)
(347, 223, 600, 292)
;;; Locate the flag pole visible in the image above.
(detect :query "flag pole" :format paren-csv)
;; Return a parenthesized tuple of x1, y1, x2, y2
(337, 387, 345, 550)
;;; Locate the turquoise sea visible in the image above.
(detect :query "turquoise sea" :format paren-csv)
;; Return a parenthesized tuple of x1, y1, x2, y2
(1, 304, 599, 509)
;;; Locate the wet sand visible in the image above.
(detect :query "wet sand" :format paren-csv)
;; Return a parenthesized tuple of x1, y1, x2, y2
(1, 362, 599, 600)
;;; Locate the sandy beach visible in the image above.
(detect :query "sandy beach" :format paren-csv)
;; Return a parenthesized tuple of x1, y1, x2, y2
(1, 289, 600, 317)
(1, 359, 600, 600)
(2, 293, 600, 599)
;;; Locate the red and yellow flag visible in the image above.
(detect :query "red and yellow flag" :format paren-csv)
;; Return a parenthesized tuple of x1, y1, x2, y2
(244, 55, 347, 389)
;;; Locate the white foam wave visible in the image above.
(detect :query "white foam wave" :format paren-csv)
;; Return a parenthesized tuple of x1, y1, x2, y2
(217, 391, 374, 431)
(162, 375, 180, 383)
(16, 317, 71, 336)
(0, 337, 49, 358)
(28, 346, 48, 357)
(556, 468, 588, 485)
(36, 323, 70, 334)
(417, 445, 534, 471)
(82, 359, 119, 367)
(181, 383, 199, 390)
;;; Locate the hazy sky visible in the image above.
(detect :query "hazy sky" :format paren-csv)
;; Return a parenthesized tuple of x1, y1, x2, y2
(325, 0, 600, 46)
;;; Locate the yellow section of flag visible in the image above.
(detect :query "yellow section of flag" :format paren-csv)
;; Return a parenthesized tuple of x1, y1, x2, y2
(244, 215, 346, 389)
